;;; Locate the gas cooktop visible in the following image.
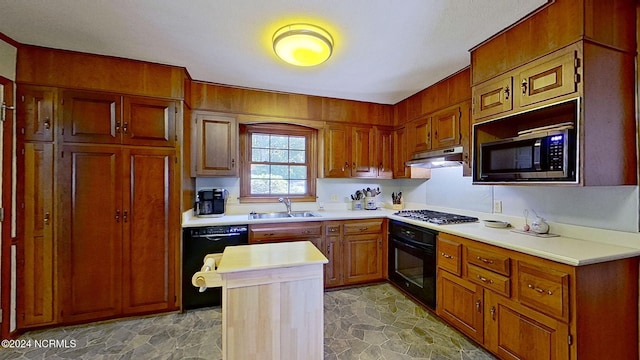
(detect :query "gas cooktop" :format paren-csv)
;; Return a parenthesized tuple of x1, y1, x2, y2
(393, 209, 479, 225)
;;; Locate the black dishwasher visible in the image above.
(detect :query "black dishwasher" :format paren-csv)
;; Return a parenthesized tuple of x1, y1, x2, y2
(182, 225, 248, 310)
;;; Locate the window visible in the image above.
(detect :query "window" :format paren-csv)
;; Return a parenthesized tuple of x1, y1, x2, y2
(240, 123, 317, 202)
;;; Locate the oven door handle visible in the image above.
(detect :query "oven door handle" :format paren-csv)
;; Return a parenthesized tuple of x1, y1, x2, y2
(192, 233, 242, 240)
(391, 237, 434, 253)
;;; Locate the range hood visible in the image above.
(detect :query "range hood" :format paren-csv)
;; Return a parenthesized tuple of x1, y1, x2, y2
(405, 146, 463, 168)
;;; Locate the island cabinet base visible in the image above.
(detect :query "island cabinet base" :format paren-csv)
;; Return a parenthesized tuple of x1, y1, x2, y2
(221, 262, 325, 360)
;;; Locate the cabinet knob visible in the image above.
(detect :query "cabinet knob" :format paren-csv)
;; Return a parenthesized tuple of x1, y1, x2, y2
(521, 79, 528, 95)
(475, 299, 482, 312)
(44, 117, 51, 130)
(527, 283, 552, 295)
(44, 212, 50, 225)
(123, 121, 129, 134)
(115, 121, 121, 134)
(490, 306, 496, 320)
(123, 210, 128, 223)
(476, 256, 494, 264)
(476, 275, 494, 284)
(231, 159, 235, 168)
(504, 86, 510, 100)
(115, 210, 120, 223)
(441, 252, 453, 259)
(359, 227, 368, 231)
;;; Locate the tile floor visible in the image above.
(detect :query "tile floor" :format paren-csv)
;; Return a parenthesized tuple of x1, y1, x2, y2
(2, 283, 496, 360)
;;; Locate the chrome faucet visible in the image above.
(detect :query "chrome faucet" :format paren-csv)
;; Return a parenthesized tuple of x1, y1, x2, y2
(278, 197, 292, 215)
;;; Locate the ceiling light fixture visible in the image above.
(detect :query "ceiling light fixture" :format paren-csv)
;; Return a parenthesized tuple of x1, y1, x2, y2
(272, 23, 334, 67)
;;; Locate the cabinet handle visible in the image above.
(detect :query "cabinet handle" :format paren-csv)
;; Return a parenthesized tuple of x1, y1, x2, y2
(123, 210, 128, 223)
(359, 227, 368, 231)
(504, 86, 510, 100)
(115, 210, 120, 223)
(352, 162, 356, 169)
(441, 252, 454, 259)
(44, 117, 51, 130)
(527, 283, 553, 295)
(302, 230, 311, 234)
(44, 212, 50, 225)
(123, 121, 128, 134)
(490, 306, 496, 320)
(379, 162, 384, 172)
(434, 130, 438, 139)
(115, 121, 121, 134)
(342, 162, 349, 172)
(264, 233, 274, 237)
(231, 159, 235, 168)
(476, 275, 494, 284)
(475, 299, 482, 312)
(476, 256, 494, 264)
(329, 227, 338, 233)
(521, 79, 528, 95)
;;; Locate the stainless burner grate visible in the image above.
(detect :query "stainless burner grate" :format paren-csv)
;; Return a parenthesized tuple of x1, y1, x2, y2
(393, 209, 478, 225)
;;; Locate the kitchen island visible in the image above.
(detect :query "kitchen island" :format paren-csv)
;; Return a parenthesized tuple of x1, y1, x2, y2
(212, 241, 328, 360)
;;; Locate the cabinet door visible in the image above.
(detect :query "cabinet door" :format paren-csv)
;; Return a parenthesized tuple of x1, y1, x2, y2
(472, 76, 513, 121)
(432, 106, 461, 149)
(484, 291, 569, 360)
(123, 97, 176, 147)
(343, 233, 382, 284)
(392, 127, 410, 178)
(194, 113, 238, 176)
(323, 125, 350, 177)
(122, 147, 177, 314)
(20, 142, 55, 327)
(437, 270, 484, 343)
(376, 127, 393, 179)
(409, 116, 431, 153)
(18, 86, 55, 142)
(59, 145, 123, 323)
(61, 91, 121, 144)
(517, 47, 578, 108)
(351, 126, 376, 178)
(324, 234, 342, 288)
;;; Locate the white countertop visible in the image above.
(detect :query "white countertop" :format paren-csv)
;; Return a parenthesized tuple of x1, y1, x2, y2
(216, 241, 328, 274)
(183, 209, 640, 267)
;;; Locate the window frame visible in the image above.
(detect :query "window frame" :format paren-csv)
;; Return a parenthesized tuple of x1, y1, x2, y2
(239, 123, 317, 203)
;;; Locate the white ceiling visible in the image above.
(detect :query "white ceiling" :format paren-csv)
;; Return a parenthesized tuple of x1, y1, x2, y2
(0, 0, 546, 104)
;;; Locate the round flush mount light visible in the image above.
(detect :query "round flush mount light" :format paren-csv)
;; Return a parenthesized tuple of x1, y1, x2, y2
(272, 23, 334, 67)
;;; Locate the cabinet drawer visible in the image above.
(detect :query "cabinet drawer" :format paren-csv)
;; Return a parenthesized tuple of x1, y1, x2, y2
(467, 264, 511, 298)
(437, 237, 461, 276)
(249, 222, 323, 242)
(343, 219, 383, 235)
(517, 261, 569, 321)
(466, 246, 511, 276)
(325, 223, 341, 236)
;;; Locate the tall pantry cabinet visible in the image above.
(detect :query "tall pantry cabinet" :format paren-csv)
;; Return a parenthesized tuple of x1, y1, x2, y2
(17, 85, 180, 327)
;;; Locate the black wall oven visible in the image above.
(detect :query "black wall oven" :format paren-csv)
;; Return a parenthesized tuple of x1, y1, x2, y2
(388, 220, 437, 309)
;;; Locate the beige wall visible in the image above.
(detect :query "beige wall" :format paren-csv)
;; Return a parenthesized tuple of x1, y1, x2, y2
(0, 40, 17, 80)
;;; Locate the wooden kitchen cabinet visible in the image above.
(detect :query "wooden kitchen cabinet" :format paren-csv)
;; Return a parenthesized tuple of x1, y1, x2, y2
(435, 232, 638, 360)
(408, 116, 431, 154)
(61, 90, 176, 146)
(19, 142, 56, 327)
(392, 126, 410, 178)
(375, 127, 393, 179)
(58, 145, 123, 323)
(473, 43, 579, 123)
(324, 223, 342, 288)
(122, 147, 177, 314)
(431, 106, 461, 149)
(323, 124, 386, 178)
(58, 145, 178, 323)
(17, 85, 55, 142)
(249, 222, 323, 249)
(193, 112, 238, 177)
(343, 219, 384, 285)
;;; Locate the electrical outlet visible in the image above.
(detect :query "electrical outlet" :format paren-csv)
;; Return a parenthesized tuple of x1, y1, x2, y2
(493, 200, 502, 213)
(330, 194, 338, 202)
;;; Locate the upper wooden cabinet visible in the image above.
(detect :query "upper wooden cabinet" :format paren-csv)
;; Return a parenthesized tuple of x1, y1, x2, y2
(17, 85, 55, 142)
(324, 124, 389, 179)
(61, 90, 176, 146)
(432, 106, 462, 149)
(473, 45, 579, 122)
(407, 116, 431, 154)
(193, 112, 238, 177)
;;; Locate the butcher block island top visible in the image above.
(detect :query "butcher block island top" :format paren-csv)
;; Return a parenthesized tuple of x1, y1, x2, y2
(216, 241, 328, 273)
(217, 241, 328, 360)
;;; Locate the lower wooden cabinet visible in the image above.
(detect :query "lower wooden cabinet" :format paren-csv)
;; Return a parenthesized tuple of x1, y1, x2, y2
(249, 219, 386, 288)
(19, 142, 56, 327)
(436, 232, 638, 360)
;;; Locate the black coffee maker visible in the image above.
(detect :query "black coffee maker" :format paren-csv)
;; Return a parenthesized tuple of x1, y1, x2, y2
(195, 188, 228, 217)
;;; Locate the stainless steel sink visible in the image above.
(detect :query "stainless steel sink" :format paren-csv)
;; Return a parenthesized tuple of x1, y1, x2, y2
(248, 211, 320, 220)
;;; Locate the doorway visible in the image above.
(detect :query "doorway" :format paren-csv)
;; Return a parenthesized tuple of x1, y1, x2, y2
(0, 76, 15, 339)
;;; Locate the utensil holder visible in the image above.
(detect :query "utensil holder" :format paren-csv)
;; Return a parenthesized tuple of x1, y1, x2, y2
(365, 197, 377, 210)
(392, 203, 403, 210)
(352, 200, 363, 211)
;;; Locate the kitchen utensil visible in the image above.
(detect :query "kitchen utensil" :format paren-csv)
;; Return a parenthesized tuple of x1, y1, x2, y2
(523, 209, 530, 231)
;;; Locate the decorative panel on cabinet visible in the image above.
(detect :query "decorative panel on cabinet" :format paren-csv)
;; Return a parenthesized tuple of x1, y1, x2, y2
(19, 142, 55, 327)
(18, 85, 55, 142)
(61, 90, 121, 144)
(431, 106, 461, 149)
(193, 112, 238, 177)
(472, 76, 513, 121)
(375, 127, 393, 179)
(122, 97, 176, 147)
(350, 126, 376, 178)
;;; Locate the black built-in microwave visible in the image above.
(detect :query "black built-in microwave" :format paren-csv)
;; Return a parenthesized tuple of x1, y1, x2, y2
(477, 125, 576, 182)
